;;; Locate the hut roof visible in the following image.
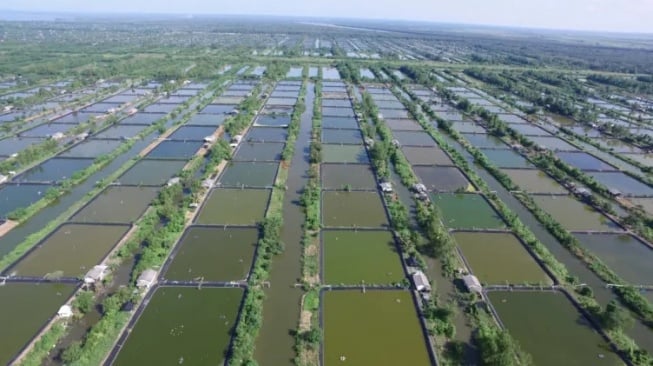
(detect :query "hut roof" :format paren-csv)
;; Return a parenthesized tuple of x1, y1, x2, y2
(462, 274, 482, 294)
(411, 271, 431, 292)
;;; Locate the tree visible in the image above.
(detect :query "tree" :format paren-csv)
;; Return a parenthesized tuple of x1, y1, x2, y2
(600, 300, 634, 331)
(73, 291, 95, 314)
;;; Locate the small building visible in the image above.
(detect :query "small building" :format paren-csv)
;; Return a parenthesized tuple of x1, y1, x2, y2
(203, 135, 216, 143)
(3, 105, 13, 112)
(75, 132, 90, 141)
(228, 109, 240, 115)
(84, 265, 109, 285)
(462, 274, 482, 294)
(231, 135, 243, 143)
(0, 175, 7, 185)
(411, 271, 431, 292)
(364, 137, 375, 147)
(574, 187, 592, 199)
(50, 132, 65, 140)
(57, 305, 73, 318)
(137, 269, 157, 290)
(167, 177, 181, 187)
(128, 108, 138, 115)
(201, 178, 214, 189)
(379, 181, 393, 193)
(608, 188, 622, 197)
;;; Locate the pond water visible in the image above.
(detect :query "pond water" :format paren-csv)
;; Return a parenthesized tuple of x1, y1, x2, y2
(168, 126, 218, 141)
(321, 129, 363, 144)
(531, 195, 622, 231)
(186, 113, 228, 127)
(385, 119, 422, 131)
(20, 123, 73, 138)
(15, 157, 94, 183)
(120, 113, 166, 125)
(322, 191, 388, 228)
(61, 139, 123, 158)
(147, 140, 202, 160)
(0, 183, 52, 218)
(233, 142, 284, 162)
(113, 287, 243, 366)
(453, 231, 551, 284)
(508, 123, 550, 136)
(393, 131, 438, 147)
(503, 169, 568, 194)
(322, 144, 369, 164)
(574, 233, 653, 285)
(322, 116, 359, 130)
(9, 223, 129, 278)
(255, 115, 291, 127)
(323, 290, 431, 366)
(163, 226, 258, 282)
(218, 161, 279, 188)
(322, 107, 354, 118)
(321, 163, 377, 190)
(556, 151, 617, 171)
(526, 135, 579, 151)
(0, 137, 44, 155)
(118, 159, 186, 186)
(451, 122, 487, 134)
(321, 99, 351, 108)
(413, 166, 472, 192)
(431, 193, 505, 229)
(245, 127, 288, 142)
(587, 171, 653, 196)
(322, 230, 404, 285)
(196, 188, 270, 226)
(487, 291, 621, 366)
(94, 124, 146, 139)
(401, 146, 453, 166)
(480, 148, 533, 169)
(460, 133, 507, 149)
(71, 185, 158, 223)
(0, 283, 77, 365)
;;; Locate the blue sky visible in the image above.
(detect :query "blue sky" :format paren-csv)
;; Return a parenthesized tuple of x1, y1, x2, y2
(2, 0, 652, 33)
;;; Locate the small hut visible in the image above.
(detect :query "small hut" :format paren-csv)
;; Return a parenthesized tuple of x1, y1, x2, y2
(411, 271, 431, 292)
(137, 269, 157, 290)
(84, 265, 109, 285)
(462, 274, 482, 294)
(57, 305, 73, 318)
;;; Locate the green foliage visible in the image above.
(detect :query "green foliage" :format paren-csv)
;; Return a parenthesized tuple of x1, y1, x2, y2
(73, 290, 95, 314)
(475, 322, 532, 366)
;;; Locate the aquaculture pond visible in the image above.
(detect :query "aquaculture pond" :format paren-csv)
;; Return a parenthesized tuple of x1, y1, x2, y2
(587, 171, 653, 196)
(460, 133, 507, 149)
(574, 233, 653, 285)
(200, 104, 235, 114)
(9, 223, 130, 278)
(60, 139, 123, 158)
(322, 107, 354, 118)
(401, 146, 453, 166)
(431, 193, 505, 229)
(453, 232, 551, 284)
(322, 230, 404, 284)
(163, 226, 258, 282)
(322, 144, 369, 164)
(321, 163, 377, 190)
(631, 197, 653, 216)
(168, 126, 218, 141)
(323, 290, 432, 366)
(507, 123, 550, 136)
(503, 169, 568, 194)
(392, 131, 438, 147)
(147, 140, 202, 160)
(20, 123, 73, 137)
(556, 151, 617, 171)
(245, 127, 288, 142)
(71, 186, 159, 223)
(255, 115, 291, 127)
(531, 195, 621, 231)
(0, 283, 77, 365)
(321, 129, 363, 144)
(218, 161, 279, 188)
(322, 116, 359, 129)
(451, 122, 487, 134)
(0, 137, 43, 155)
(322, 191, 388, 228)
(187, 113, 227, 127)
(196, 188, 271, 226)
(15, 157, 94, 183)
(412, 166, 472, 192)
(119, 159, 186, 186)
(479, 148, 533, 169)
(0, 183, 51, 218)
(487, 291, 621, 366)
(385, 119, 423, 131)
(112, 287, 244, 366)
(526, 135, 578, 151)
(321, 99, 351, 108)
(94, 124, 146, 139)
(120, 113, 166, 125)
(233, 142, 284, 161)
